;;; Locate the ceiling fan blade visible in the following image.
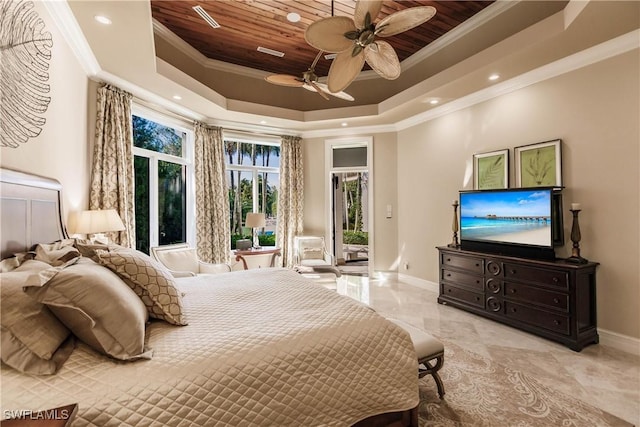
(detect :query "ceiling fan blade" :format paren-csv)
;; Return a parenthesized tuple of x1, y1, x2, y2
(376, 6, 437, 37)
(310, 81, 331, 100)
(314, 82, 355, 102)
(364, 40, 401, 80)
(354, 0, 383, 29)
(305, 16, 355, 53)
(265, 74, 304, 87)
(327, 49, 366, 93)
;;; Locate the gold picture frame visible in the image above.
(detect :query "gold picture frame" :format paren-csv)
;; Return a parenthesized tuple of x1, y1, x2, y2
(473, 149, 509, 190)
(515, 139, 562, 187)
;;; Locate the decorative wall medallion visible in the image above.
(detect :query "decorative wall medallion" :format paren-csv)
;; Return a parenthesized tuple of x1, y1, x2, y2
(0, 0, 53, 148)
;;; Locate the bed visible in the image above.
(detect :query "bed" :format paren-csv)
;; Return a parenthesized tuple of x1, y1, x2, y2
(0, 168, 419, 426)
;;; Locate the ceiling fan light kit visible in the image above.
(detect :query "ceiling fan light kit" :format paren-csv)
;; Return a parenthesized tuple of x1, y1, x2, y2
(304, 0, 436, 93)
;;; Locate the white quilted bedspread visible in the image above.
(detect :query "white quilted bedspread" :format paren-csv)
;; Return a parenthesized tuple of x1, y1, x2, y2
(1, 268, 418, 426)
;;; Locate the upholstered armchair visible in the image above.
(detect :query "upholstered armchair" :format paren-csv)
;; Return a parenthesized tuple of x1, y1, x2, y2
(293, 236, 335, 267)
(151, 243, 231, 277)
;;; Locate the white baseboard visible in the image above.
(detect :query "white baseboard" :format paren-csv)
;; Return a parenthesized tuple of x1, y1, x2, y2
(397, 273, 439, 293)
(394, 274, 640, 357)
(599, 328, 640, 356)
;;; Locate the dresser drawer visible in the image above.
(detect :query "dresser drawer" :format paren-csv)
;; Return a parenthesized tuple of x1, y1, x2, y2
(504, 282, 568, 312)
(503, 263, 569, 289)
(441, 284, 484, 308)
(504, 302, 570, 335)
(442, 268, 483, 291)
(441, 253, 484, 274)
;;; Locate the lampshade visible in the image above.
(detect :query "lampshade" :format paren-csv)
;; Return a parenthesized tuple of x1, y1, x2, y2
(75, 209, 125, 234)
(245, 212, 265, 228)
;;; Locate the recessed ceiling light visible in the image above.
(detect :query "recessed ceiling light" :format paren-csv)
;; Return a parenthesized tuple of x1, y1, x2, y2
(429, 99, 439, 105)
(94, 15, 112, 25)
(172, 95, 182, 100)
(341, 122, 348, 127)
(260, 120, 267, 125)
(287, 12, 301, 23)
(488, 73, 500, 81)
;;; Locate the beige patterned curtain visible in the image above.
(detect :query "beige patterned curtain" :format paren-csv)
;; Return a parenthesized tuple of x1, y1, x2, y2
(276, 135, 304, 267)
(89, 84, 135, 247)
(194, 122, 231, 263)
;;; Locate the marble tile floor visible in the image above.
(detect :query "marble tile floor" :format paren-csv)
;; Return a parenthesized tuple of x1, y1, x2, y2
(331, 274, 640, 426)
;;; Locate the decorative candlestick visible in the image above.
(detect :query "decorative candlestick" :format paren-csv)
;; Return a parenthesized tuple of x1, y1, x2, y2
(567, 208, 588, 264)
(448, 200, 460, 248)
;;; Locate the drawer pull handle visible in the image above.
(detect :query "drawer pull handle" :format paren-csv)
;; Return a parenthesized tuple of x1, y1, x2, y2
(476, 296, 480, 301)
(553, 298, 559, 304)
(510, 269, 516, 274)
(476, 280, 480, 284)
(511, 308, 517, 313)
(447, 258, 451, 262)
(553, 320, 560, 325)
(475, 263, 480, 267)
(552, 277, 559, 283)
(510, 289, 516, 294)
(447, 289, 452, 293)
(446, 273, 451, 277)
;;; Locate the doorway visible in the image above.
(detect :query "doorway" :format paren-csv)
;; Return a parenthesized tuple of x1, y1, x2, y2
(332, 172, 369, 276)
(325, 137, 373, 277)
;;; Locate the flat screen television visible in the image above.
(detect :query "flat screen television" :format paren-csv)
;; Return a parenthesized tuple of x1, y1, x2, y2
(459, 187, 563, 260)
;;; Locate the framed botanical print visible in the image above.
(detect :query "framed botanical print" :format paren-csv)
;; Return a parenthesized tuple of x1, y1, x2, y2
(514, 139, 562, 187)
(473, 149, 509, 190)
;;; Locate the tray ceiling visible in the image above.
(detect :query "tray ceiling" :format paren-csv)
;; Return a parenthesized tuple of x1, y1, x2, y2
(150, 0, 494, 78)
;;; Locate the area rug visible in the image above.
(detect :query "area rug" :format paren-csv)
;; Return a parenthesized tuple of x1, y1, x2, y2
(417, 341, 633, 426)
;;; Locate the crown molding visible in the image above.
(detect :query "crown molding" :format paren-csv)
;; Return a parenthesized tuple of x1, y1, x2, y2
(401, 0, 519, 71)
(43, 1, 100, 76)
(153, 20, 271, 80)
(395, 29, 640, 132)
(301, 29, 639, 138)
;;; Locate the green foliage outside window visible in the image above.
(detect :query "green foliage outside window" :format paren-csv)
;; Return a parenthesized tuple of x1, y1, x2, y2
(133, 115, 186, 254)
(343, 231, 368, 245)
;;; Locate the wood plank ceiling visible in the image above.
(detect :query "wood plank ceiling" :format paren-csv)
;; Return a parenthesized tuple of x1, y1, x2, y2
(151, 1, 494, 78)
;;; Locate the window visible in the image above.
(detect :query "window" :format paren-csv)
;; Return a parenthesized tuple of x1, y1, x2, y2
(224, 136, 280, 248)
(132, 110, 194, 254)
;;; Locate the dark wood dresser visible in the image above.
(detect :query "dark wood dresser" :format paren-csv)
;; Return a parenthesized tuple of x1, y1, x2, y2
(437, 246, 599, 351)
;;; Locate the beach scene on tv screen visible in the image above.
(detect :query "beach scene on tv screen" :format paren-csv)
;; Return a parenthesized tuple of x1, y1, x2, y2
(460, 190, 552, 247)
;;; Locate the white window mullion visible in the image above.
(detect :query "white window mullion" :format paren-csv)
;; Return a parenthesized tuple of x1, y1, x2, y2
(185, 132, 196, 247)
(149, 157, 159, 248)
(252, 169, 259, 213)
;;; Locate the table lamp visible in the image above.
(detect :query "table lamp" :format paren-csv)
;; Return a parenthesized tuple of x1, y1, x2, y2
(245, 212, 265, 249)
(75, 209, 125, 244)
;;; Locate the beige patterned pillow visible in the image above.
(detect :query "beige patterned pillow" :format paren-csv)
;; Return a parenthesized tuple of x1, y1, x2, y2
(97, 249, 187, 326)
(302, 247, 324, 260)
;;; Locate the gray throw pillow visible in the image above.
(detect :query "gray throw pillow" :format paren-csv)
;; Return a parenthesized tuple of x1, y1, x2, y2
(25, 258, 152, 361)
(0, 261, 73, 375)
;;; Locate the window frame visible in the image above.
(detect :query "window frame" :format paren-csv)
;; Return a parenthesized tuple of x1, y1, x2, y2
(132, 104, 196, 250)
(223, 132, 280, 242)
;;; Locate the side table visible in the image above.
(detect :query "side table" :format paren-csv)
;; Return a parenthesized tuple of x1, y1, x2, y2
(234, 247, 281, 270)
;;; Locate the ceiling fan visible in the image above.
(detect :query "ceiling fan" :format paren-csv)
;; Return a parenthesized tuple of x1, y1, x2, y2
(264, 51, 354, 101)
(304, 0, 437, 93)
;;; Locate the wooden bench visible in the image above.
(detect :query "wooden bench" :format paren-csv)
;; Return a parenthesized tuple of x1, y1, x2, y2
(388, 319, 445, 399)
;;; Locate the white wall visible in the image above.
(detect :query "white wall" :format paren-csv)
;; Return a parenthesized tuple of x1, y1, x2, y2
(397, 50, 640, 340)
(1, 2, 90, 223)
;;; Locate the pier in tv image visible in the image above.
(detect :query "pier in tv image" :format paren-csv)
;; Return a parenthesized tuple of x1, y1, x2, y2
(460, 189, 553, 248)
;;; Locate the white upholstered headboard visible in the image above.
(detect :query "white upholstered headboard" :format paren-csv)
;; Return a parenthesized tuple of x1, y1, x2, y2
(0, 168, 67, 259)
